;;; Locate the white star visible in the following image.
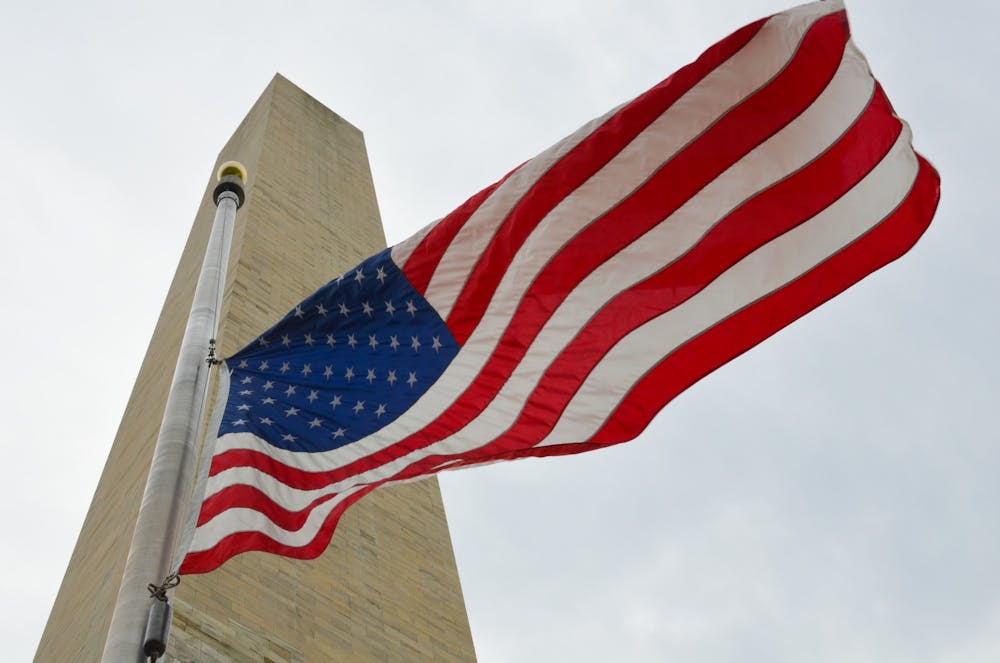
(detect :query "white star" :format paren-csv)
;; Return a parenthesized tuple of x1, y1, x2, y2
(301, 363, 312, 376)
(376, 266, 387, 284)
(336, 273, 345, 284)
(362, 301, 374, 317)
(332, 427, 346, 439)
(339, 302, 350, 317)
(285, 406, 300, 417)
(375, 403, 387, 418)
(294, 305, 305, 318)
(280, 362, 291, 374)
(385, 300, 396, 316)
(281, 334, 292, 347)
(262, 397, 276, 405)
(366, 368, 376, 384)
(411, 336, 421, 352)
(284, 385, 296, 397)
(239, 389, 253, 396)
(304, 333, 315, 346)
(259, 360, 269, 371)
(232, 418, 247, 426)
(241, 376, 253, 385)
(238, 359, 249, 369)
(407, 371, 417, 388)
(282, 433, 297, 442)
(263, 380, 275, 391)
(347, 334, 358, 349)
(387, 370, 397, 386)
(307, 390, 319, 403)
(389, 335, 400, 351)
(330, 394, 342, 409)
(257, 336, 269, 346)
(368, 334, 379, 350)
(316, 303, 328, 316)
(326, 334, 336, 347)
(323, 365, 334, 379)
(344, 367, 355, 382)
(432, 336, 443, 353)
(353, 400, 365, 414)
(259, 417, 274, 426)
(354, 268, 365, 283)
(237, 404, 251, 411)
(308, 417, 323, 429)
(406, 299, 417, 316)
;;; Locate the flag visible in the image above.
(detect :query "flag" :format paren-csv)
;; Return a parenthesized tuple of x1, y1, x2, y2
(180, 0, 940, 574)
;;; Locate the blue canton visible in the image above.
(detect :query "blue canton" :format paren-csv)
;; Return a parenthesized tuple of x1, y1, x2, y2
(219, 249, 458, 452)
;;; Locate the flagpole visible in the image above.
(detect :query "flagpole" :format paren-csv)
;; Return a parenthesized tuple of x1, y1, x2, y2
(101, 162, 247, 663)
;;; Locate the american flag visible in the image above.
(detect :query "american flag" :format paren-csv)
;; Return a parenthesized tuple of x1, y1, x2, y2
(181, 0, 939, 574)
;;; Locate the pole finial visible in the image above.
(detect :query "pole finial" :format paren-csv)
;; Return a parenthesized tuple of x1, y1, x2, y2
(213, 160, 247, 208)
(217, 160, 248, 184)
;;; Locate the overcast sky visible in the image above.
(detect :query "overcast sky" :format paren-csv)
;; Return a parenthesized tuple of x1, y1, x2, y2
(2, 1, 997, 661)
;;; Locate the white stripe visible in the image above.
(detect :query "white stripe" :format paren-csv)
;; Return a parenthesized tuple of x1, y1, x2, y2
(420, 0, 842, 322)
(202, 44, 875, 515)
(389, 218, 436, 271)
(188, 485, 366, 553)
(420, 103, 622, 316)
(209, 0, 842, 478)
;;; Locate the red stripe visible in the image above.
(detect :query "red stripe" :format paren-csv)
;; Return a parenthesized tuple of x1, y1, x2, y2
(197, 482, 337, 530)
(181, 485, 377, 575)
(440, 18, 768, 342)
(209, 11, 848, 491)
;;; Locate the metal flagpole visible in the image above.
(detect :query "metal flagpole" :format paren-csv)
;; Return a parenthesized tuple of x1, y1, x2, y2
(101, 162, 247, 663)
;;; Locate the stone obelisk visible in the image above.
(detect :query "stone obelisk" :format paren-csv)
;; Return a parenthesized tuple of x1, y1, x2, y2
(35, 74, 477, 663)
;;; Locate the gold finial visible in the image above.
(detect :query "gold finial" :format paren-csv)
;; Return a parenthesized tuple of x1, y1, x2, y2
(216, 160, 248, 184)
